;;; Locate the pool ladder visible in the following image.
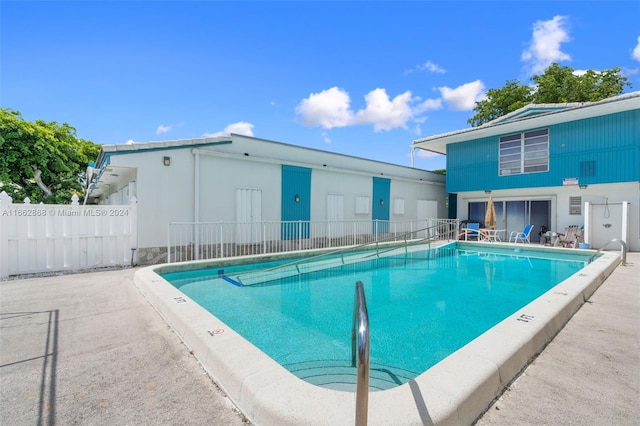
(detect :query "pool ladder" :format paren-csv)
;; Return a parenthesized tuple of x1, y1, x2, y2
(352, 281, 370, 426)
(588, 238, 627, 266)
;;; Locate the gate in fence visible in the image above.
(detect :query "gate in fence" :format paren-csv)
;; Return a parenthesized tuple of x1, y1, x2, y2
(0, 191, 138, 279)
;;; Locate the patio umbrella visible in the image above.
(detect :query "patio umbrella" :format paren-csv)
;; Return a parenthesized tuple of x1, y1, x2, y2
(484, 196, 497, 229)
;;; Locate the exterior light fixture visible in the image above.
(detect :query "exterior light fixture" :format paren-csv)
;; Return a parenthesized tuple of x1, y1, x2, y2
(163, 156, 171, 166)
(294, 194, 300, 203)
(579, 184, 588, 189)
(484, 190, 492, 194)
(380, 199, 384, 205)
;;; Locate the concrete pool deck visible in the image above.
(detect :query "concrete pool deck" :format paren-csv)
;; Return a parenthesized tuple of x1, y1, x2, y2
(1, 251, 638, 425)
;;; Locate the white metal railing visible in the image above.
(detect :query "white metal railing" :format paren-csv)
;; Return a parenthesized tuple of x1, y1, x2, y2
(167, 219, 458, 263)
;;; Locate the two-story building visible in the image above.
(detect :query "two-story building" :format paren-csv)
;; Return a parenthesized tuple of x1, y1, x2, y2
(412, 91, 640, 251)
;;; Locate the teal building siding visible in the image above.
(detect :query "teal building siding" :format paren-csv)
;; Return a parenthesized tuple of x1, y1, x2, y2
(281, 165, 311, 239)
(446, 110, 640, 192)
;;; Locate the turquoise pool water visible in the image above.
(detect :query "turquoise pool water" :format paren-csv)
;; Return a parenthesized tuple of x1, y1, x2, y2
(162, 244, 591, 389)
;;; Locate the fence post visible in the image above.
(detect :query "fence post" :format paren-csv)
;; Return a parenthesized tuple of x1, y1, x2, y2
(70, 194, 80, 271)
(130, 195, 138, 265)
(220, 223, 224, 258)
(262, 221, 266, 254)
(167, 222, 172, 263)
(0, 191, 12, 279)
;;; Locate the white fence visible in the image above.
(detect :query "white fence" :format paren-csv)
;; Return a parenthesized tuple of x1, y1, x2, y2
(0, 191, 137, 279)
(167, 219, 459, 263)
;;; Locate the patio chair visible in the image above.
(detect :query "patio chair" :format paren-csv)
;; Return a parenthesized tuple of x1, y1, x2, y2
(459, 222, 481, 240)
(509, 224, 534, 243)
(557, 226, 581, 248)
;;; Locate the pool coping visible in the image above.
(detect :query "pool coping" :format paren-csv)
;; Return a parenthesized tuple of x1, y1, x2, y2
(133, 243, 621, 425)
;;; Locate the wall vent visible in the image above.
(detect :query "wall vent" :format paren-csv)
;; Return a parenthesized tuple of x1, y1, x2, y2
(579, 160, 596, 177)
(569, 196, 582, 215)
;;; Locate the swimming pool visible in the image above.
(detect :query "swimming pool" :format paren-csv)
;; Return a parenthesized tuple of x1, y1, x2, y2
(161, 244, 590, 391)
(135, 241, 621, 425)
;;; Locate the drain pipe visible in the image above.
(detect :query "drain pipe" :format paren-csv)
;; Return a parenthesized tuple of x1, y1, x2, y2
(194, 150, 200, 260)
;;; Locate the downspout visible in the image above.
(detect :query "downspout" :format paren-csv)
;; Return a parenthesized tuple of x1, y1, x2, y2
(194, 150, 200, 260)
(410, 147, 415, 168)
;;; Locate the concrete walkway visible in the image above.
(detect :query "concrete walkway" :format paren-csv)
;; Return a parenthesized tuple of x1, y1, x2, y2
(0, 268, 247, 426)
(476, 252, 639, 425)
(1, 253, 638, 425)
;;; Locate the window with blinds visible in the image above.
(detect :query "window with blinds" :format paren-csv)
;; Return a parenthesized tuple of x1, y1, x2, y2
(499, 129, 549, 175)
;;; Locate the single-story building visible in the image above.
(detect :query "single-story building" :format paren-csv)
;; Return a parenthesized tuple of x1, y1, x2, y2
(85, 134, 447, 263)
(412, 91, 640, 251)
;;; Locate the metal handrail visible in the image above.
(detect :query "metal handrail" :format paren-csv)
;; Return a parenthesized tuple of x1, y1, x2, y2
(351, 281, 370, 426)
(240, 222, 458, 279)
(588, 238, 627, 265)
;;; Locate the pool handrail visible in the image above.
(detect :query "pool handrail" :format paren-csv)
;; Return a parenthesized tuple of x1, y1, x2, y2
(351, 281, 369, 426)
(588, 238, 627, 266)
(234, 222, 458, 283)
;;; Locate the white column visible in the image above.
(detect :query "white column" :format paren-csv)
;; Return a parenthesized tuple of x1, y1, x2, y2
(621, 201, 629, 243)
(584, 201, 591, 245)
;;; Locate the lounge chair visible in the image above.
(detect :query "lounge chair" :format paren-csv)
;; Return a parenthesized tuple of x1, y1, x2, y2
(557, 226, 581, 248)
(509, 224, 534, 243)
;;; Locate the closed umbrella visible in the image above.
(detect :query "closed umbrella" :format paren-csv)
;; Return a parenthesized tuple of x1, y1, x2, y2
(484, 196, 497, 229)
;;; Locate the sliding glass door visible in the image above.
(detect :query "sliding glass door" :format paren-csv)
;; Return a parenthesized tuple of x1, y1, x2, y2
(468, 199, 550, 243)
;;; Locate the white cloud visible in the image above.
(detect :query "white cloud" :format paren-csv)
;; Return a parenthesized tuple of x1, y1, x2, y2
(437, 80, 485, 111)
(632, 36, 640, 61)
(414, 98, 443, 114)
(416, 149, 443, 159)
(295, 87, 355, 129)
(125, 139, 135, 145)
(203, 121, 255, 138)
(522, 15, 572, 75)
(405, 60, 446, 75)
(321, 132, 331, 144)
(354, 89, 415, 131)
(155, 124, 172, 135)
(295, 87, 442, 133)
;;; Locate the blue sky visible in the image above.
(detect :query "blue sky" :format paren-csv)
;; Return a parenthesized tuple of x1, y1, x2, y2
(2, 1, 639, 171)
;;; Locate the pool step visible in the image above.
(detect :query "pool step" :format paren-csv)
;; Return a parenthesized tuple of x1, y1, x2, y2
(284, 359, 417, 391)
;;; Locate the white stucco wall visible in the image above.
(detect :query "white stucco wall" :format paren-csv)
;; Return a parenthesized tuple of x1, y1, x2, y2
(97, 135, 447, 254)
(456, 182, 639, 251)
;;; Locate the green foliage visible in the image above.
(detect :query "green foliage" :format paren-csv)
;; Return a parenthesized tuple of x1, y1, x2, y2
(467, 80, 533, 127)
(468, 64, 631, 127)
(0, 109, 101, 204)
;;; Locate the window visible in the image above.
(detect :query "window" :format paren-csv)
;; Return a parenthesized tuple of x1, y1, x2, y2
(499, 129, 549, 175)
(355, 196, 370, 214)
(393, 198, 405, 215)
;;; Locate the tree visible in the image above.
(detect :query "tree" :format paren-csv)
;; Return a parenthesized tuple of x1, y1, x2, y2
(467, 64, 631, 127)
(467, 80, 534, 127)
(0, 109, 101, 203)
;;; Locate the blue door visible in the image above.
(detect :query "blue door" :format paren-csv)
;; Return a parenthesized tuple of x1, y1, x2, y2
(281, 165, 311, 239)
(372, 177, 390, 233)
